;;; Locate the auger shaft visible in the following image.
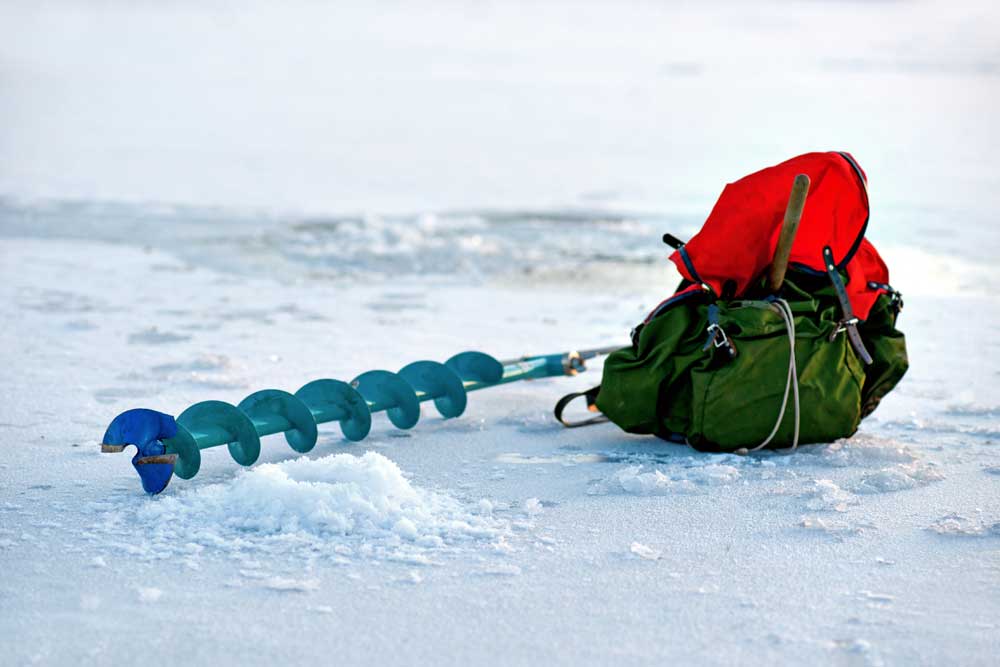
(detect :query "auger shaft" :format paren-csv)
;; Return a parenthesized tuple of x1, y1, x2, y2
(179, 358, 553, 450)
(101, 347, 620, 495)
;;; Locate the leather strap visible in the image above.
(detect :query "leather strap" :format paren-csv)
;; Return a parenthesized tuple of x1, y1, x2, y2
(823, 246, 873, 365)
(554, 386, 608, 428)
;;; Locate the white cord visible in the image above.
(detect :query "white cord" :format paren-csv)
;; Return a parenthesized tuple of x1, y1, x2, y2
(749, 298, 800, 452)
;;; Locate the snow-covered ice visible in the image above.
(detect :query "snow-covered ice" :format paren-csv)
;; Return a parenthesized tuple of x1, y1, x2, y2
(629, 542, 663, 561)
(2, 1, 999, 665)
(4, 233, 997, 667)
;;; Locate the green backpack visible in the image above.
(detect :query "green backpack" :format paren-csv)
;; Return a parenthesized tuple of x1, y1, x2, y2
(556, 152, 908, 452)
(590, 274, 906, 452)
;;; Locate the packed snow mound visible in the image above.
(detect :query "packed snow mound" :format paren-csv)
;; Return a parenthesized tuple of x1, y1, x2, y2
(140, 451, 500, 539)
(102, 452, 509, 563)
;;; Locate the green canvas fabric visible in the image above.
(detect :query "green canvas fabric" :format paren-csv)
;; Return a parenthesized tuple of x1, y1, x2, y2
(595, 275, 908, 451)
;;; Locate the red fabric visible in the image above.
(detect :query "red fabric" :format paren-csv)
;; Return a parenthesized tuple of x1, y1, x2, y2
(669, 151, 889, 320)
(848, 238, 890, 319)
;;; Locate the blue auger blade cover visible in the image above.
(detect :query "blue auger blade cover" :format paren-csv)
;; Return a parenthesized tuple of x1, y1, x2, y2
(101, 409, 180, 494)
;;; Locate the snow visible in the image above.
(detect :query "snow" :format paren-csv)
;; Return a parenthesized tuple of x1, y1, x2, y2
(852, 463, 945, 494)
(629, 542, 663, 561)
(803, 480, 855, 513)
(594, 461, 743, 495)
(261, 577, 320, 593)
(116, 451, 509, 565)
(6, 238, 996, 666)
(926, 514, 1000, 538)
(136, 586, 164, 603)
(2, 1, 1000, 665)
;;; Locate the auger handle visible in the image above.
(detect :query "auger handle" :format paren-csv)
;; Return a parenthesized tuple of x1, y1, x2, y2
(767, 173, 810, 293)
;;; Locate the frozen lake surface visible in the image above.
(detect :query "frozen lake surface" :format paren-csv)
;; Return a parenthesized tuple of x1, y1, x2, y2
(1, 235, 997, 666)
(1, 1, 999, 665)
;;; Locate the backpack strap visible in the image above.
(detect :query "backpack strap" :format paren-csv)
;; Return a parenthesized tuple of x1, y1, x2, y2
(702, 304, 738, 360)
(662, 233, 715, 295)
(554, 386, 608, 428)
(823, 246, 874, 365)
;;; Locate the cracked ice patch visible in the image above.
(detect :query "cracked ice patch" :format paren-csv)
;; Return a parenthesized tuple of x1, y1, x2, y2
(592, 461, 742, 495)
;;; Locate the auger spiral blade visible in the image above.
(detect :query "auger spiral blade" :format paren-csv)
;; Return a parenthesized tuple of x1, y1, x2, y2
(100, 347, 621, 494)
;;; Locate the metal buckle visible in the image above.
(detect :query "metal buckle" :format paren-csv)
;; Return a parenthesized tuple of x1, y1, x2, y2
(707, 323, 729, 348)
(868, 281, 904, 312)
(890, 291, 904, 312)
(830, 317, 859, 340)
(704, 323, 737, 359)
(705, 323, 738, 359)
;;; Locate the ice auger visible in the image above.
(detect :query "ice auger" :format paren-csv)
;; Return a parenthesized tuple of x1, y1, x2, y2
(101, 347, 618, 494)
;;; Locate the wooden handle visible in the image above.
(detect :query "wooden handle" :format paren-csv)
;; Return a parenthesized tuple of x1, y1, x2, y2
(767, 173, 810, 292)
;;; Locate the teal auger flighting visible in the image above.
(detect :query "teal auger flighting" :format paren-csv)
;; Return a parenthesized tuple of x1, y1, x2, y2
(101, 347, 619, 495)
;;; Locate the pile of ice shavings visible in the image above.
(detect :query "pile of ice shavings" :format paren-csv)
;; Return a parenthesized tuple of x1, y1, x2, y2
(100, 452, 509, 565)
